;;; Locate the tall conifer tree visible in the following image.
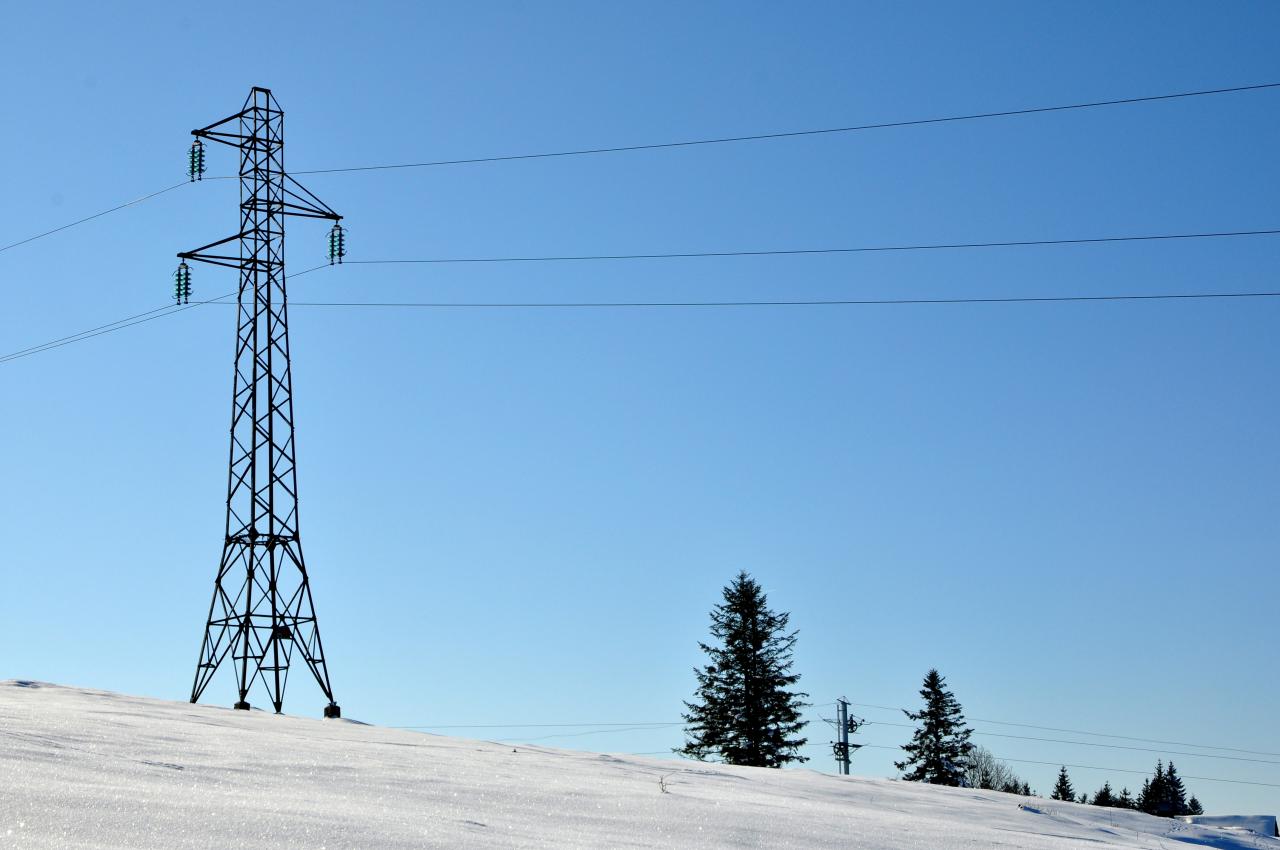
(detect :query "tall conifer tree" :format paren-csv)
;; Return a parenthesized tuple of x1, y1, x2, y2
(1139, 762, 1166, 816)
(678, 572, 809, 767)
(1163, 762, 1189, 817)
(1138, 775, 1155, 815)
(895, 669, 973, 785)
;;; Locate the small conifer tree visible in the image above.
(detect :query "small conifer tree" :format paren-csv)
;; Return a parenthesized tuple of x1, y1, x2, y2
(1117, 787, 1135, 810)
(1092, 782, 1116, 807)
(1187, 796, 1203, 816)
(678, 572, 808, 767)
(1051, 766, 1076, 801)
(894, 669, 974, 786)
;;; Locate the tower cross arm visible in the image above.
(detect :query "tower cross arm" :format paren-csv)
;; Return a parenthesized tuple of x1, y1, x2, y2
(190, 108, 259, 149)
(193, 130, 255, 149)
(280, 202, 343, 220)
(178, 231, 254, 269)
(283, 174, 341, 221)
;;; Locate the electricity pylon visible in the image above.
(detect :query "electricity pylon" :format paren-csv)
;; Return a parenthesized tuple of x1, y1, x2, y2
(178, 87, 344, 717)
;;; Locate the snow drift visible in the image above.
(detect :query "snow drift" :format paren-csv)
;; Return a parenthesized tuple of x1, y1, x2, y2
(0, 680, 1274, 849)
(1182, 815, 1279, 837)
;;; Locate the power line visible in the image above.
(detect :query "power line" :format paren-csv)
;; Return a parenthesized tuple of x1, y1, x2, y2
(377, 712, 1280, 787)
(864, 720, 1280, 765)
(343, 229, 1280, 267)
(849, 702, 1280, 759)
(0, 181, 190, 256)
(0, 301, 212, 366)
(0, 264, 332, 366)
(393, 721, 685, 730)
(5, 82, 1276, 258)
(0, 302, 185, 363)
(213, 291, 1280, 309)
(390, 712, 1280, 766)
(975, 722, 1280, 760)
(289, 82, 1280, 176)
(7, 222, 1277, 364)
(496, 726, 683, 743)
(5, 286, 1277, 368)
(802, 743, 1280, 789)
(980, 757, 1280, 790)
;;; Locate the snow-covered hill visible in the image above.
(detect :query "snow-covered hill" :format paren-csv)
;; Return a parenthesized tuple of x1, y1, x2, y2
(0, 681, 1273, 849)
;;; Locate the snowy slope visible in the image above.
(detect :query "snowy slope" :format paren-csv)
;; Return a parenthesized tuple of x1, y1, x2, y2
(0, 681, 1274, 850)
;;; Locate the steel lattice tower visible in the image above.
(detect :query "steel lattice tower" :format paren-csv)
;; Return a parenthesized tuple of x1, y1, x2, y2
(179, 87, 343, 717)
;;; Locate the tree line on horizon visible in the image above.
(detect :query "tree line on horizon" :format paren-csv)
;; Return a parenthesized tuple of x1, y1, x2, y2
(1051, 762, 1203, 816)
(677, 571, 1207, 819)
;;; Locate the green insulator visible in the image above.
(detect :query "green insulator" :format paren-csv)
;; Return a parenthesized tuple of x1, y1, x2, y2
(188, 140, 205, 182)
(174, 262, 191, 304)
(328, 224, 345, 264)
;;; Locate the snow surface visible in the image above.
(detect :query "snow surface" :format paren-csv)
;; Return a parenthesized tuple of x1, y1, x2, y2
(1, 681, 1275, 849)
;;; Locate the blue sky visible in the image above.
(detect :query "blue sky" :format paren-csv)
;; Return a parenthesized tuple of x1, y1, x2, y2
(1, 0, 1278, 814)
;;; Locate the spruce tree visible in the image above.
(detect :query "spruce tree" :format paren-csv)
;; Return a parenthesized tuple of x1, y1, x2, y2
(1141, 762, 1172, 819)
(1187, 796, 1203, 816)
(1163, 762, 1188, 817)
(1092, 782, 1116, 807)
(1138, 775, 1155, 815)
(1117, 787, 1135, 810)
(1051, 766, 1076, 801)
(895, 669, 974, 785)
(678, 571, 809, 767)
(1139, 760, 1187, 816)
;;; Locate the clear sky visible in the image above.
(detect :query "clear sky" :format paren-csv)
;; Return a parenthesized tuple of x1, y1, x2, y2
(1, 0, 1277, 816)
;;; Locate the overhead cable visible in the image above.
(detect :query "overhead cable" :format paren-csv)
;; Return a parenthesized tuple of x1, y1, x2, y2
(290, 82, 1280, 175)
